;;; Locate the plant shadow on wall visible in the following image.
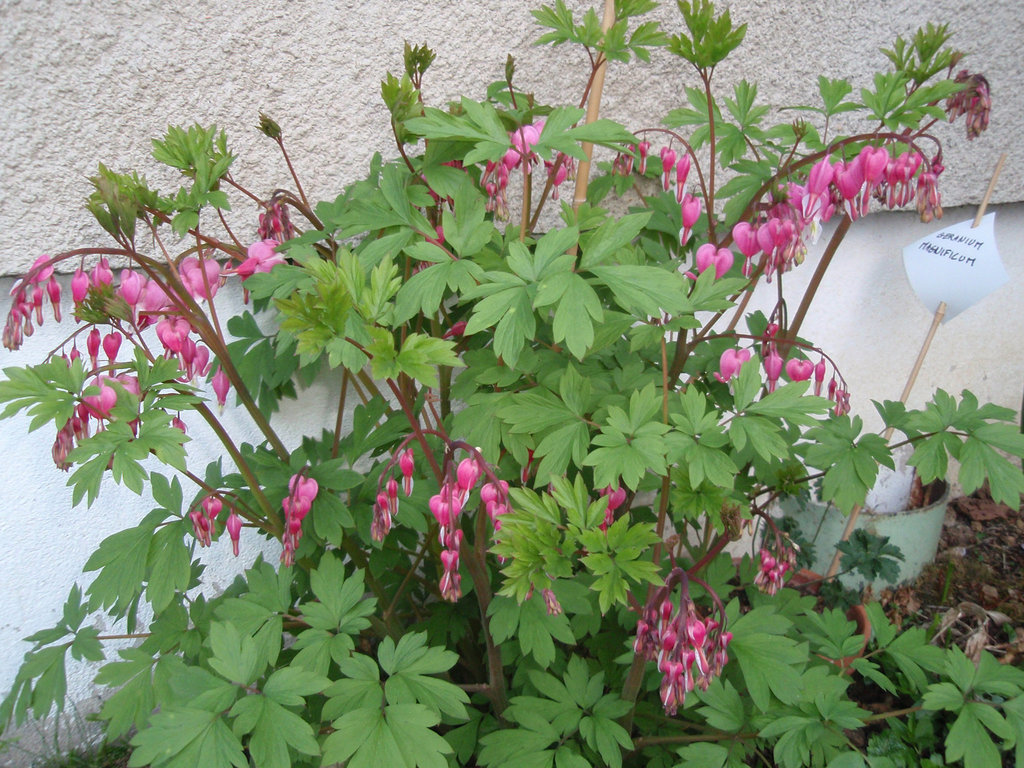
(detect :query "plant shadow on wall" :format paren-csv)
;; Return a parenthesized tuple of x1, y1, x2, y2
(1, 2, 1023, 767)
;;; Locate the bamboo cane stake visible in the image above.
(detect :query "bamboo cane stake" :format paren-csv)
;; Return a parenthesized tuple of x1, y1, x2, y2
(823, 153, 1006, 580)
(571, 0, 616, 215)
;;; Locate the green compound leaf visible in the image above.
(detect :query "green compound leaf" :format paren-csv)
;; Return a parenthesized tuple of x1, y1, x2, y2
(322, 703, 452, 768)
(229, 693, 322, 768)
(380, 633, 469, 720)
(129, 707, 247, 768)
(206, 621, 262, 687)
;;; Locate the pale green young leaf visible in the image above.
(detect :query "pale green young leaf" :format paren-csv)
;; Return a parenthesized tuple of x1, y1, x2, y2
(396, 333, 463, 389)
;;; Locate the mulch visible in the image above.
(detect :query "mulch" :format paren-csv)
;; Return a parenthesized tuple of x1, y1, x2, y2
(873, 485, 1024, 665)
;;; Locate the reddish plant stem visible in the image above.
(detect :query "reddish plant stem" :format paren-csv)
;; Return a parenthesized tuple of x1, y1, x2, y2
(275, 137, 309, 211)
(384, 377, 444, 482)
(701, 69, 718, 243)
(464, 499, 507, 715)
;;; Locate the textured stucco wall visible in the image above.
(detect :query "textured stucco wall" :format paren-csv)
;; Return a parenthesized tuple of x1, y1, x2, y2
(1, 0, 1021, 276)
(1, 0, 1022, 738)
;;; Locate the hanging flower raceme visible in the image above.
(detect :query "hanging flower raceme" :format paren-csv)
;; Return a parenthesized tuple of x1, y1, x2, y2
(634, 568, 731, 716)
(946, 71, 991, 140)
(373, 449, 418, 542)
(282, 474, 318, 566)
(431, 480, 468, 601)
(3, 255, 63, 351)
(258, 196, 297, 242)
(754, 540, 797, 596)
(52, 418, 76, 471)
(916, 154, 945, 224)
(545, 154, 576, 200)
(482, 119, 549, 218)
(376, 439, 509, 602)
(190, 494, 223, 548)
(481, 478, 510, 530)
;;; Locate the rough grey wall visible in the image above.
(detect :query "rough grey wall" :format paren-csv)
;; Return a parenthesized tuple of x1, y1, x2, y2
(1, 0, 1020, 276)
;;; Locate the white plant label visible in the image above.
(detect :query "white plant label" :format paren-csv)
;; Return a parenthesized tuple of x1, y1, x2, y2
(902, 212, 1006, 321)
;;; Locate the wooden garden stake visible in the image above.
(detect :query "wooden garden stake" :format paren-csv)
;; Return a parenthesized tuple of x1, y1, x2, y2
(570, 0, 615, 216)
(824, 153, 1007, 580)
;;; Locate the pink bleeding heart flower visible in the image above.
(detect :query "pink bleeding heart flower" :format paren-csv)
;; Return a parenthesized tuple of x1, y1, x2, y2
(813, 358, 827, 396)
(179, 256, 221, 300)
(636, 140, 651, 175)
(86, 328, 101, 368)
(82, 378, 118, 420)
(674, 154, 692, 202)
(731, 221, 760, 258)
(225, 511, 242, 556)
(456, 458, 480, 494)
(102, 332, 122, 363)
(599, 485, 628, 530)
(764, 350, 784, 393)
(237, 240, 284, 279)
(71, 269, 90, 304)
(679, 194, 702, 246)
(785, 358, 814, 382)
(156, 317, 191, 355)
(442, 320, 467, 340)
(211, 367, 231, 408)
(714, 348, 751, 383)
(399, 448, 415, 495)
(660, 146, 677, 190)
(139, 279, 171, 317)
(91, 258, 113, 287)
(695, 244, 734, 279)
(202, 495, 222, 522)
(118, 269, 144, 307)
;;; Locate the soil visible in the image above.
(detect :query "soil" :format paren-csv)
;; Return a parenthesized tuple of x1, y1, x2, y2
(871, 484, 1024, 666)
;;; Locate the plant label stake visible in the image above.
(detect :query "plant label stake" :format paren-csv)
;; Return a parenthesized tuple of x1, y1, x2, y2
(902, 211, 1007, 321)
(824, 154, 1007, 580)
